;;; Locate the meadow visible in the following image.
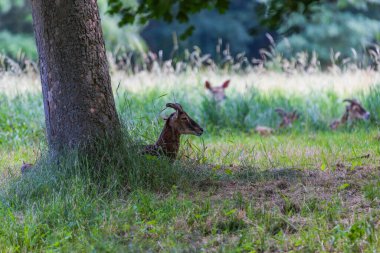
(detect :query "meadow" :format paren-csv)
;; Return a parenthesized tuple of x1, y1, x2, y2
(1, 65, 380, 251)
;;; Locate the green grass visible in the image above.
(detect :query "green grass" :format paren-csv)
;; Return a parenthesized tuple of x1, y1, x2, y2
(1, 73, 380, 252)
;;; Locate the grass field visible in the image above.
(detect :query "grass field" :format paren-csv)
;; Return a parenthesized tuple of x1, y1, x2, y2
(1, 69, 380, 252)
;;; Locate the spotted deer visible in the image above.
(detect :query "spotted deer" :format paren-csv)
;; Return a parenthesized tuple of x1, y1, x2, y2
(275, 108, 300, 128)
(143, 103, 204, 160)
(205, 80, 230, 102)
(330, 99, 370, 130)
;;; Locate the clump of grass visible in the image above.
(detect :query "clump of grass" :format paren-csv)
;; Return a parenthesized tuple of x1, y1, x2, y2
(4, 132, 213, 208)
(362, 181, 380, 202)
(0, 93, 44, 148)
(362, 84, 380, 125)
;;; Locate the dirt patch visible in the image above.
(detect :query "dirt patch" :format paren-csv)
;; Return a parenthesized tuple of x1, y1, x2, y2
(204, 165, 380, 212)
(276, 180, 289, 190)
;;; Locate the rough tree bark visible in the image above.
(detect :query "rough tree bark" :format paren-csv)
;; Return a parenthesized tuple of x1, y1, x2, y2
(30, 0, 120, 158)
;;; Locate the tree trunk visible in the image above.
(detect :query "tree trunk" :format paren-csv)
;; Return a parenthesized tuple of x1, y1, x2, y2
(30, 0, 120, 158)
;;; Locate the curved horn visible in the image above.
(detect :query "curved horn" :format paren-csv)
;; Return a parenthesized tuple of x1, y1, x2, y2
(343, 98, 358, 104)
(166, 103, 184, 112)
(275, 108, 287, 117)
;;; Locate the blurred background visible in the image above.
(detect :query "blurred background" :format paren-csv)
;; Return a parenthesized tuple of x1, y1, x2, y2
(1, 0, 380, 69)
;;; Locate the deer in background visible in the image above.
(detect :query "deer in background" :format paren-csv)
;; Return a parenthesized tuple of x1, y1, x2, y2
(21, 161, 33, 175)
(255, 108, 300, 136)
(205, 80, 230, 102)
(330, 99, 370, 130)
(255, 125, 275, 136)
(275, 108, 300, 128)
(143, 103, 204, 160)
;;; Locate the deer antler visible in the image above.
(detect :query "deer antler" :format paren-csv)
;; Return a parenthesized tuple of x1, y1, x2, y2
(166, 103, 184, 112)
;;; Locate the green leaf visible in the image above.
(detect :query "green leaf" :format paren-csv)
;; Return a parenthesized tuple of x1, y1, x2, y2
(180, 25, 195, 40)
(145, 154, 158, 161)
(212, 165, 221, 172)
(338, 183, 350, 190)
(224, 208, 237, 216)
(225, 168, 233, 175)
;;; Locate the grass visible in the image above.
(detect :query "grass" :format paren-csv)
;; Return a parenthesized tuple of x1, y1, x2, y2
(1, 69, 380, 252)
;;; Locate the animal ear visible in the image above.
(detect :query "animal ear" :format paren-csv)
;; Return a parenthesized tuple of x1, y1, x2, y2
(205, 81, 212, 90)
(222, 80, 230, 89)
(166, 103, 184, 113)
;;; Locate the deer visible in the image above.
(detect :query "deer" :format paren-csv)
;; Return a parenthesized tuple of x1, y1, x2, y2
(275, 108, 300, 128)
(255, 108, 300, 136)
(205, 80, 230, 102)
(330, 99, 370, 130)
(255, 125, 275, 136)
(21, 161, 34, 175)
(143, 103, 204, 160)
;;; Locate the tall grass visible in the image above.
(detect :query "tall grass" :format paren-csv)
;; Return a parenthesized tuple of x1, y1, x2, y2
(362, 85, 380, 125)
(0, 83, 379, 152)
(115, 85, 379, 135)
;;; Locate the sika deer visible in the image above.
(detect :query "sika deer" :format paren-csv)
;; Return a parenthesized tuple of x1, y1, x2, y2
(143, 103, 204, 160)
(205, 80, 230, 102)
(275, 108, 300, 128)
(330, 99, 370, 130)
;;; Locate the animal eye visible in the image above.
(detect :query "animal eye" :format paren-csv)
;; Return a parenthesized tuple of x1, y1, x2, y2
(181, 117, 187, 120)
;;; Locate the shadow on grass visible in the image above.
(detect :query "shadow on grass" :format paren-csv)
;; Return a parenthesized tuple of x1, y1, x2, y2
(1, 130, 214, 209)
(233, 167, 304, 182)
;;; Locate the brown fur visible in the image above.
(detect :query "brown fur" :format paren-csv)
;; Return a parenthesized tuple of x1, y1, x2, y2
(255, 126, 275, 136)
(275, 108, 300, 128)
(21, 161, 33, 174)
(330, 99, 369, 130)
(330, 106, 349, 130)
(255, 108, 299, 136)
(205, 80, 230, 102)
(143, 103, 203, 159)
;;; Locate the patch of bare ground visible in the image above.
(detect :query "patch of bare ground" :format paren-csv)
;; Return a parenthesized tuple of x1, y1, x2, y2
(196, 164, 380, 215)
